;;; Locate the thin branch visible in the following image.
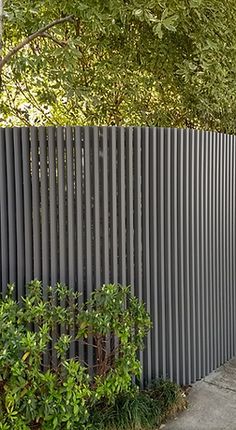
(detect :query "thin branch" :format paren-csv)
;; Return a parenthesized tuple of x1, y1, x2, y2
(0, 14, 74, 71)
(39, 32, 67, 47)
(14, 79, 54, 123)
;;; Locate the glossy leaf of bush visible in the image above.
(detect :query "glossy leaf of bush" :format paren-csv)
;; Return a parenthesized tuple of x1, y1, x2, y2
(0, 281, 151, 430)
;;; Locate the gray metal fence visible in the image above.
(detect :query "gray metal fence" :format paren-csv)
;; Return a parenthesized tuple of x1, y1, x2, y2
(0, 126, 235, 385)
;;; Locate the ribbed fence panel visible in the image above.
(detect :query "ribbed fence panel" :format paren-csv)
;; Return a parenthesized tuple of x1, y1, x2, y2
(0, 126, 236, 385)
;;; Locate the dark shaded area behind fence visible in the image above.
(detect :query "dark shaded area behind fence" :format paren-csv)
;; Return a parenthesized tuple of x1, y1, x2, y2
(0, 126, 235, 385)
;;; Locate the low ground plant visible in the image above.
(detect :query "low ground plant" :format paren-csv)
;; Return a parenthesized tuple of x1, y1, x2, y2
(91, 379, 187, 430)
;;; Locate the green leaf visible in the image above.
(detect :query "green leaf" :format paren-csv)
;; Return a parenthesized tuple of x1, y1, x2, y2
(153, 23, 163, 39)
(162, 15, 178, 31)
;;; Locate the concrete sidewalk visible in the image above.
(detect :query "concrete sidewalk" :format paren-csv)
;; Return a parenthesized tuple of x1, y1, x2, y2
(164, 357, 236, 430)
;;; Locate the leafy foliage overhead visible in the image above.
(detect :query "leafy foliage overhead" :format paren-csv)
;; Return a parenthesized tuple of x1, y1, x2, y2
(1, 0, 236, 131)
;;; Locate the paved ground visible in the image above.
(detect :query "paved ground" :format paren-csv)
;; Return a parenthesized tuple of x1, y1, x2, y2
(164, 357, 236, 430)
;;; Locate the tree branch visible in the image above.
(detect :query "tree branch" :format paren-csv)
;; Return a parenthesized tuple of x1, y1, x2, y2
(0, 14, 74, 71)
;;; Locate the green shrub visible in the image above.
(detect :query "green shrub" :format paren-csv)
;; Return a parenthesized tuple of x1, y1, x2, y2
(0, 281, 151, 430)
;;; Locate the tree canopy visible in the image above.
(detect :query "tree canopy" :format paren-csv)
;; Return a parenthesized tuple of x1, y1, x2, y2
(1, 0, 236, 131)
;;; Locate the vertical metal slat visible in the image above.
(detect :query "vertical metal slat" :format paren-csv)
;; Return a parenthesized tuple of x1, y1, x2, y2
(66, 127, 75, 358)
(195, 130, 202, 378)
(101, 127, 109, 283)
(133, 126, 143, 383)
(31, 127, 41, 280)
(204, 132, 209, 375)
(57, 127, 67, 283)
(208, 132, 213, 372)
(39, 127, 50, 291)
(183, 129, 191, 383)
(93, 127, 101, 288)
(13, 127, 25, 298)
(126, 128, 134, 290)
(0, 129, 8, 293)
(150, 127, 159, 380)
(172, 128, 180, 383)
(211, 132, 217, 370)
(48, 127, 57, 286)
(178, 128, 186, 384)
(75, 127, 85, 362)
(159, 127, 167, 380)
(22, 128, 33, 283)
(142, 127, 151, 383)
(190, 129, 196, 382)
(6, 128, 17, 287)
(166, 128, 173, 381)
(200, 130, 206, 376)
(110, 127, 118, 283)
(118, 127, 126, 285)
(84, 127, 93, 369)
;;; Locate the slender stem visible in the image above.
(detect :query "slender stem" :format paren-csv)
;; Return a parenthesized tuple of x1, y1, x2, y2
(39, 32, 67, 47)
(0, 14, 74, 71)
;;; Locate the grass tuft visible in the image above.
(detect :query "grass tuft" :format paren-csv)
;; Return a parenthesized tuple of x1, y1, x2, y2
(91, 380, 187, 430)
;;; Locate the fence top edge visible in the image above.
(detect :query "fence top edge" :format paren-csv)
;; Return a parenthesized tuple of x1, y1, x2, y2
(0, 125, 234, 138)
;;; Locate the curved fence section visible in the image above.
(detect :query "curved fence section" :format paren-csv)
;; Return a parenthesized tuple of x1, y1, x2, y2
(0, 126, 235, 385)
